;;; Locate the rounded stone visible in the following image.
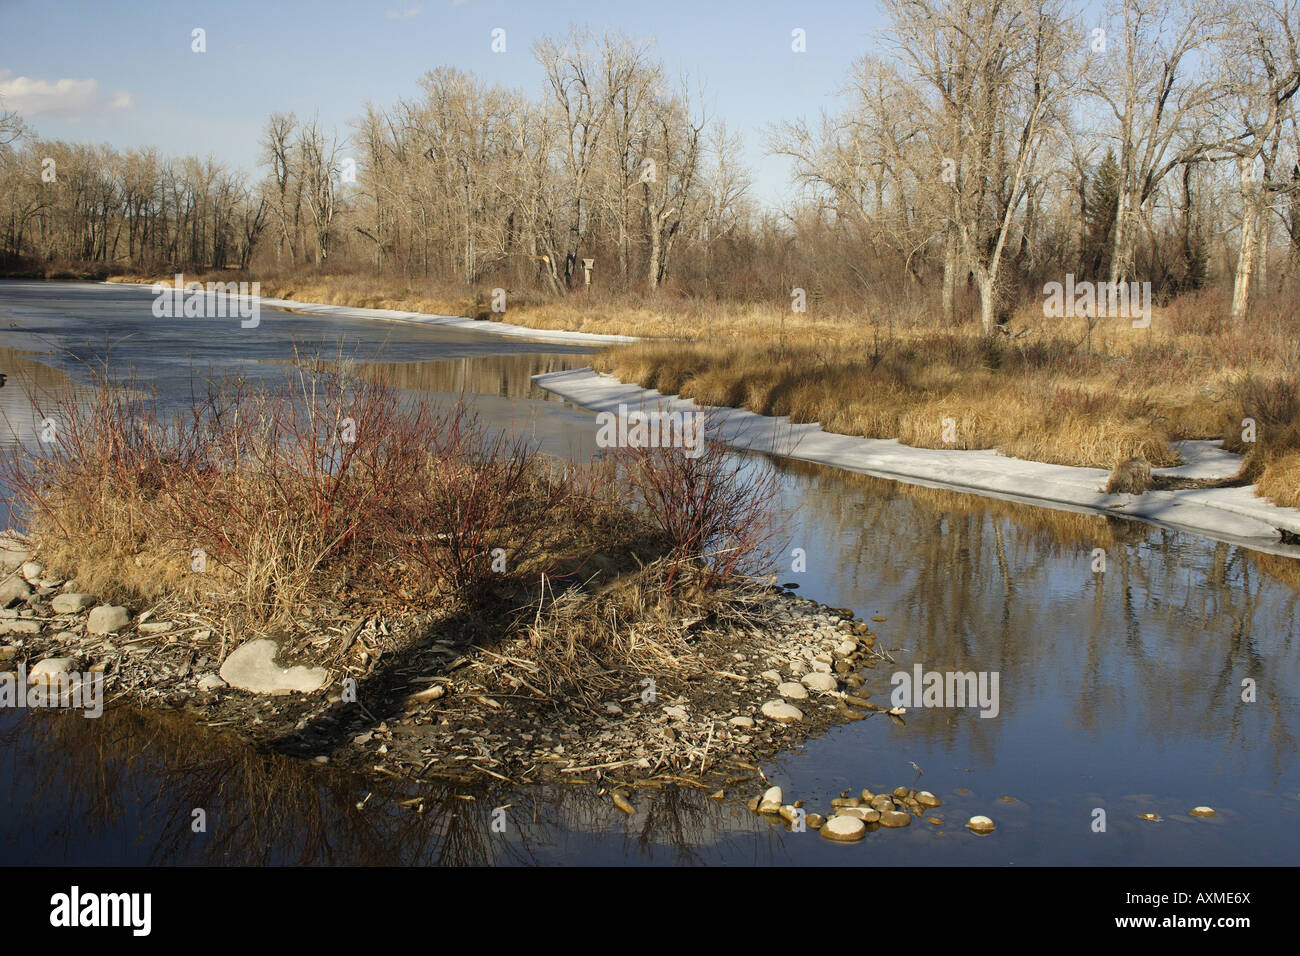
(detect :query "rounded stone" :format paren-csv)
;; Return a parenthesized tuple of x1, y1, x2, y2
(879, 810, 912, 828)
(834, 640, 857, 657)
(760, 700, 803, 723)
(1189, 806, 1217, 818)
(729, 715, 755, 730)
(966, 815, 996, 833)
(86, 605, 130, 635)
(777, 681, 809, 701)
(801, 672, 838, 692)
(820, 814, 866, 842)
(916, 791, 942, 808)
(892, 786, 911, 798)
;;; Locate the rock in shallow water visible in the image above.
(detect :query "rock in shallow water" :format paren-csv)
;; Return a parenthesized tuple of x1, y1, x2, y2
(967, 815, 996, 833)
(1189, 806, 1217, 818)
(820, 815, 866, 842)
(879, 810, 912, 828)
(219, 639, 328, 694)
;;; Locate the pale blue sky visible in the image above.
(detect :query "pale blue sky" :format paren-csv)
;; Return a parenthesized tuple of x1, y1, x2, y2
(0, 1, 1111, 208)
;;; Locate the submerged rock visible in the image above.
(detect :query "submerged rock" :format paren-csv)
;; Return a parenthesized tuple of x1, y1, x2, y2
(219, 639, 328, 694)
(967, 815, 997, 833)
(1188, 806, 1217, 818)
(879, 810, 912, 828)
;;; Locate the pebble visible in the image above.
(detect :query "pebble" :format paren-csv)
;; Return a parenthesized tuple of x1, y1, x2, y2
(20, 562, 43, 583)
(967, 815, 997, 833)
(728, 716, 754, 730)
(1188, 806, 1217, 818)
(760, 700, 803, 723)
(834, 641, 857, 657)
(820, 815, 866, 842)
(805, 813, 824, 830)
(879, 810, 912, 828)
(916, 791, 942, 807)
(196, 673, 226, 692)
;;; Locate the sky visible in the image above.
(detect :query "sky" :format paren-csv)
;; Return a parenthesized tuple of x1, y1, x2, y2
(0, 0, 909, 209)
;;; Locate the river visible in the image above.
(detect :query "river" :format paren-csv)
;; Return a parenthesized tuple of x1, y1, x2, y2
(1, 280, 1297, 866)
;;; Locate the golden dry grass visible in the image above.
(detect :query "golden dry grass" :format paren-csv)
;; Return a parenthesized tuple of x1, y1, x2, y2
(104, 270, 1299, 507)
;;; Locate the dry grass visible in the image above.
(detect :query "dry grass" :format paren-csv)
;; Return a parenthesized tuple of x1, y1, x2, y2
(101, 270, 1300, 507)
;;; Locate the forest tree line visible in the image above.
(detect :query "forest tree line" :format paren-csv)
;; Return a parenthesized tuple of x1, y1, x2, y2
(1, 1, 1299, 330)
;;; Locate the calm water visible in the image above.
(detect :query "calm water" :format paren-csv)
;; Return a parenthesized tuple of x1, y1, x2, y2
(1, 280, 1297, 866)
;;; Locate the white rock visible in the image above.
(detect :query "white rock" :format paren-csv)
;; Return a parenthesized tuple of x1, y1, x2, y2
(760, 699, 803, 723)
(20, 562, 43, 584)
(1189, 806, 1218, 818)
(30, 657, 76, 680)
(820, 814, 867, 841)
(777, 681, 809, 700)
(966, 815, 996, 833)
(835, 640, 857, 657)
(0, 575, 32, 608)
(86, 605, 130, 635)
(728, 715, 755, 730)
(218, 639, 328, 694)
(51, 593, 95, 614)
(196, 673, 226, 692)
(137, 621, 173, 635)
(761, 669, 783, 684)
(0, 620, 39, 635)
(603, 701, 623, 715)
(663, 705, 688, 721)
(801, 672, 838, 692)
(757, 788, 783, 813)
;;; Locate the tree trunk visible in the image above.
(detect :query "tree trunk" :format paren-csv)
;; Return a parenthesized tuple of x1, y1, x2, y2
(1232, 156, 1261, 322)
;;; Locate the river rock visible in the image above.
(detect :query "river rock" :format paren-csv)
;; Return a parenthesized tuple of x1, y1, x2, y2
(820, 815, 866, 842)
(0, 545, 31, 573)
(800, 672, 837, 692)
(196, 673, 226, 692)
(916, 791, 942, 807)
(870, 794, 895, 812)
(777, 681, 809, 700)
(728, 715, 754, 729)
(760, 700, 803, 723)
(966, 815, 996, 833)
(0, 576, 32, 608)
(879, 810, 912, 828)
(29, 657, 76, 680)
(1189, 806, 1217, 818)
(219, 638, 328, 694)
(834, 640, 857, 657)
(86, 605, 130, 635)
(835, 806, 880, 823)
(20, 562, 43, 584)
(51, 593, 95, 614)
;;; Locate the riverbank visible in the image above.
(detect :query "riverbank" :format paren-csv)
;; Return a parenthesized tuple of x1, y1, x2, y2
(95, 272, 1300, 511)
(535, 367, 1300, 554)
(0, 532, 901, 790)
